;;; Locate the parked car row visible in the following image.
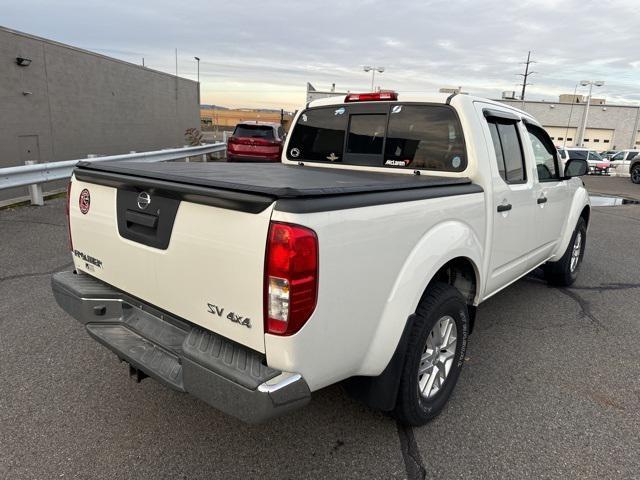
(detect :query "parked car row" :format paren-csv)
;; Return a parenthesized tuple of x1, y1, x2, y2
(556, 147, 610, 175)
(607, 150, 640, 183)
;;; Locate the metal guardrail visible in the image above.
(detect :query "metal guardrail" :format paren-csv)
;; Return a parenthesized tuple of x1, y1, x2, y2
(0, 143, 226, 205)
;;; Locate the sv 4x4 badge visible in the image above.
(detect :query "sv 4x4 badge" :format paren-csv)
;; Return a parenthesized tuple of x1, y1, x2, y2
(207, 303, 252, 328)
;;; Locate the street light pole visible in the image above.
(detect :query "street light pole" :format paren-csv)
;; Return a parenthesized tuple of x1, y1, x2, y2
(363, 65, 385, 91)
(194, 56, 200, 83)
(194, 56, 201, 104)
(577, 80, 604, 148)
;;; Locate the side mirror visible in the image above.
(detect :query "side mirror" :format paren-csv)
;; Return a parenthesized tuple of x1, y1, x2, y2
(564, 158, 588, 178)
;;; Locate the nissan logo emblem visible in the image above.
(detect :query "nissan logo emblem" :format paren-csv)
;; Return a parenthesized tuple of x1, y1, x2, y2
(137, 191, 151, 210)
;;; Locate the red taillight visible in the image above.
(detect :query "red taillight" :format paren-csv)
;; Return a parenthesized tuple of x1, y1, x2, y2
(66, 181, 73, 251)
(345, 91, 398, 102)
(265, 222, 318, 336)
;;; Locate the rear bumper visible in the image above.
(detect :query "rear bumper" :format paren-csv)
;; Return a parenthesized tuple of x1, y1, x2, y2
(226, 153, 280, 162)
(51, 271, 310, 423)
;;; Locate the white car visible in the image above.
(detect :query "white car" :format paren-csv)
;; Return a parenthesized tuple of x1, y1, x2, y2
(52, 91, 590, 426)
(608, 149, 640, 178)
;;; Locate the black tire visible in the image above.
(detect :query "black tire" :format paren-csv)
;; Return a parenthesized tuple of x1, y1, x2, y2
(543, 217, 587, 286)
(392, 282, 469, 426)
(631, 163, 640, 184)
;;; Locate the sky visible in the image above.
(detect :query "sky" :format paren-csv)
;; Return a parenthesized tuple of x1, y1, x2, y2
(3, 0, 640, 110)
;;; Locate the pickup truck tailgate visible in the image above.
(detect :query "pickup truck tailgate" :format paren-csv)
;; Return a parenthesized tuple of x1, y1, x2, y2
(69, 175, 273, 353)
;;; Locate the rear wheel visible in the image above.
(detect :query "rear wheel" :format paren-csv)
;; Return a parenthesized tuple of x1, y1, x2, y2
(543, 217, 587, 286)
(392, 282, 468, 426)
(631, 164, 640, 184)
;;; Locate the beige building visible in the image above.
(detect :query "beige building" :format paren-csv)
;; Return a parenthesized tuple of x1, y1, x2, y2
(500, 95, 640, 150)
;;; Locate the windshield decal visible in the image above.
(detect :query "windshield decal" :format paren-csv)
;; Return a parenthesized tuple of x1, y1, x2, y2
(385, 159, 410, 167)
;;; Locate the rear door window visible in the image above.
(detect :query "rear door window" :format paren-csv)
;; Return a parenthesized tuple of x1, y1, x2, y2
(286, 103, 467, 171)
(233, 125, 275, 139)
(487, 119, 526, 183)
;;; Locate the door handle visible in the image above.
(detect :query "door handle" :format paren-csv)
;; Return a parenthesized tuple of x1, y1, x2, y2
(497, 203, 512, 212)
(537, 197, 548, 204)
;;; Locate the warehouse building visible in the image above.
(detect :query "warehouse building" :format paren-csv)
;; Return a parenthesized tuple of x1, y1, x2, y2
(0, 26, 200, 203)
(499, 95, 640, 150)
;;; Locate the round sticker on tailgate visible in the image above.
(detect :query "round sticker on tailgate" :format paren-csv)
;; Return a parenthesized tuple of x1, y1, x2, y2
(79, 188, 90, 214)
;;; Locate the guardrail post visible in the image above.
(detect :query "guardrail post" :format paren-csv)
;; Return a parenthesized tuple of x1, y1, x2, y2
(24, 161, 44, 206)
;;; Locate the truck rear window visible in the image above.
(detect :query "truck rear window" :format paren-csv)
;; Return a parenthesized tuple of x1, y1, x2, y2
(347, 114, 386, 155)
(233, 125, 275, 139)
(286, 104, 466, 171)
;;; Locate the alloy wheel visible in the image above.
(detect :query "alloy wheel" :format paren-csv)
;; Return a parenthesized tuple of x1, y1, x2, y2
(418, 316, 458, 399)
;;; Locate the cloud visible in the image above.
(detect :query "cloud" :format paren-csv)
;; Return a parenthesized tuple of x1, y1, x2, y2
(3, 0, 640, 108)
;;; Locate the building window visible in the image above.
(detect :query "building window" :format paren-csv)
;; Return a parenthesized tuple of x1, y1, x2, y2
(604, 139, 610, 143)
(584, 138, 590, 142)
(567, 137, 573, 141)
(558, 137, 564, 141)
(594, 139, 600, 143)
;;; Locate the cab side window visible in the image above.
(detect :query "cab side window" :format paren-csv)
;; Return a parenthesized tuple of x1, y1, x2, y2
(525, 124, 560, 181)
(487, 119, 526, 183)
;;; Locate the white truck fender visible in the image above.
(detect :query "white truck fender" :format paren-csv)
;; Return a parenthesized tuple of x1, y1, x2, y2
(551, 184, 590, 261)
(358, 219, 483, 375)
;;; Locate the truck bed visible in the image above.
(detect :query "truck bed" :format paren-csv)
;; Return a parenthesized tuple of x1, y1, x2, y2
(74, 161, 483, 213)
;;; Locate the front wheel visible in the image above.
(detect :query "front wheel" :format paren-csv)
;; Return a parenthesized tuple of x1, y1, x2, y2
(392, 282, 469, 426)
(631, 164, 640, 184)
(543, 217, 587, 286)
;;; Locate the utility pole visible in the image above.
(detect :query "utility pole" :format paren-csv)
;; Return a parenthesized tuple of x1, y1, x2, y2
(517, 51, 536, 102)
(563, 82, 580, 148)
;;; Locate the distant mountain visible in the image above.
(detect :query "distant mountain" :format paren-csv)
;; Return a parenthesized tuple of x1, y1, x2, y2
(200, 104, 229, 110)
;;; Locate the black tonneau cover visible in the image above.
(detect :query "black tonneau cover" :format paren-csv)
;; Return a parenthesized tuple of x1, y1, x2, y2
(76, 161, 471, 197)
(74, 161, 483, 213)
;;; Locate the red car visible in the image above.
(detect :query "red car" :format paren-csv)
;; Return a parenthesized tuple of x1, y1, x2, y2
(226, 122, 285, 162)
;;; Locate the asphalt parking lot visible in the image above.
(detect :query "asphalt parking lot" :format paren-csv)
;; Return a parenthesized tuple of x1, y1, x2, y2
(1, 176, 639, 479)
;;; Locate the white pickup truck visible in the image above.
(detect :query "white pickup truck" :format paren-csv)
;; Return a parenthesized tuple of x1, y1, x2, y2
(52, 91, 590, 426)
